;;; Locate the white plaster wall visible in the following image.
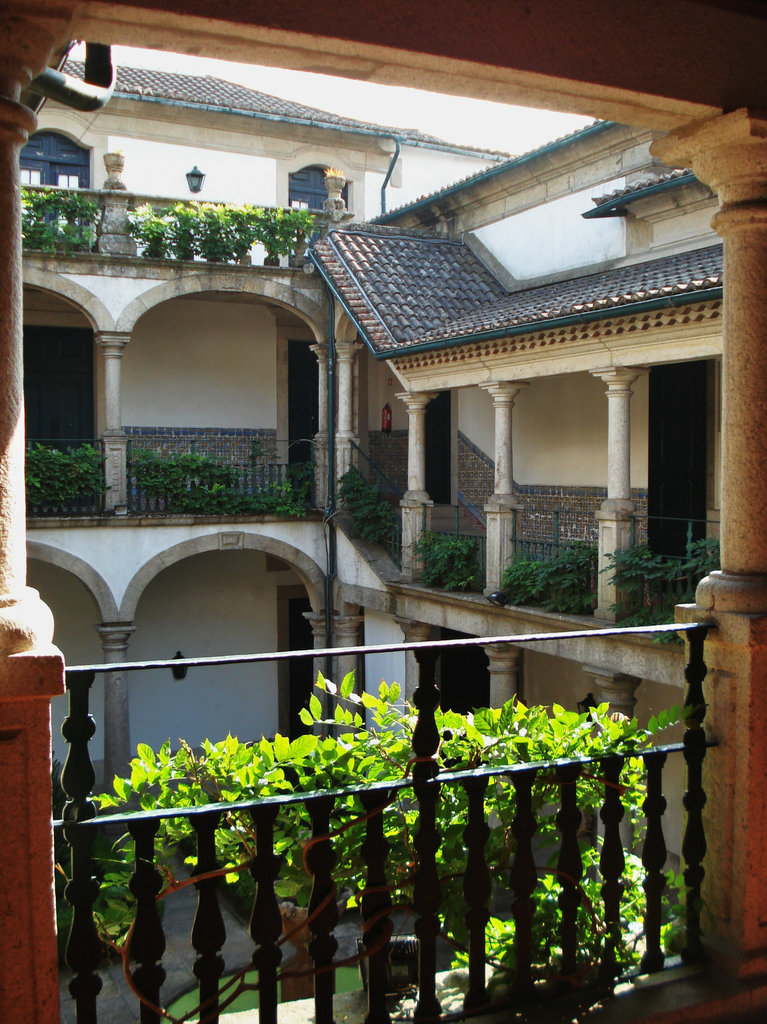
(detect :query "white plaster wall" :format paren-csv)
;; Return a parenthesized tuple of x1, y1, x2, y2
(457, 385, 494, 457)
(128, 549, 282, 750)
(396, 148, 495, 209)
(474, 183, 626, 281)
(513, 372, 649, 489)
(367, 358, 405, 430)
(27, 560, 105, 766)
(109, 136, 278, 206)
(122, 297, 277, 428)
(363, 610, 406, 699)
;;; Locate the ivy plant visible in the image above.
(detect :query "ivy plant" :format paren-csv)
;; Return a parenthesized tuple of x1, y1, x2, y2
(338, 467, 397, 545)
(502, 541, 598, 615)
(21, 187, 100, 254)
(93, 674, 684, 987)
(25, 443, 106, 509)
(415, 531, 481, 591)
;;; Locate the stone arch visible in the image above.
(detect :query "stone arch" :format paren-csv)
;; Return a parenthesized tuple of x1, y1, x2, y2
(23, 269, 115, 334)
(115, 272, 327, 339)
(119, 532, 325, 621)
(27, 541, 119, 621)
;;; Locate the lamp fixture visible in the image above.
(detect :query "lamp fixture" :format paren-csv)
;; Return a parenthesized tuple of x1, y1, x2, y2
(171, 651, 188, 680)
(185, 165, 205, 193)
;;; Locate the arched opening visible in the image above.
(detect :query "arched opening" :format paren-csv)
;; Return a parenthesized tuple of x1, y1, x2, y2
(20, 130, 90, 188)
(289, 164, 347, 211)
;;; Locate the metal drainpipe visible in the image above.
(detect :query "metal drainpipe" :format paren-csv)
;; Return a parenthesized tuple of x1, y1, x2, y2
(26, 43, 115, 112)
(323, 280, 337, 683)
(381, 138, 401, 216)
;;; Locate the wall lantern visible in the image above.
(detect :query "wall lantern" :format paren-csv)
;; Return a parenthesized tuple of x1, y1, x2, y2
(185, 165, 205, 193)
(171, 651, 188, 680)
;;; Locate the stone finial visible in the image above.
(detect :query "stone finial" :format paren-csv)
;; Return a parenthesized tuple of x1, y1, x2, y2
(102, 151, 127, 191)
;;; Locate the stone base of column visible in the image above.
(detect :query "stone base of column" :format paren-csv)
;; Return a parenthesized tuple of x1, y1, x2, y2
(400, 497, 432, 581)
(0, 648, 65, 1024)
(103, 431, 128, 511)
(484, 643, 521, 706)
(582, 664, 640, 718)
(484, 498, 521, 595)
(677, 592, 767, 978)
(595, 501, 634, 621)
(395, 617, 434, 702)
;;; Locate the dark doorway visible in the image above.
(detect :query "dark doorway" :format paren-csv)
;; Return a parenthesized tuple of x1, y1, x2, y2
(426, 390, 451, 504)
(648, 361, 708, 555)
(24, 325, 94, 443)
(20, 131, 90, 188)
(288, 596, 314, 738)
(288, 341, 319, 464)
(438, 628, 489, 713)
(288, 165, 348, 211)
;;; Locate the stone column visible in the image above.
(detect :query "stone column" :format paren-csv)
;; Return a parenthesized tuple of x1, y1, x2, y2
(310, 341, 329, 507)
(334, 610, 364, 697)
(653, 110, 767, 979)
(0, 17, 69, 1024)
(398, 391, 437, 580)
(581, 665, 640, 719)
(96, 331, 130, 510)
(480, 382, 528, 593)
(395, 616, 435, 702)
(98, 152, 137, 256)
(335, 338, 361, 480)
(304, 611, 329, 731)
(591, 367, 645, 620)
(484, 643, 521, 707)
(96, 623, 135, 786)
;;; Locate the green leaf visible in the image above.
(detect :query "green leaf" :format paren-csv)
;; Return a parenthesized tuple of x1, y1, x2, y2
(298, 708, 314, 727)
(340, 671, 356, 699)
(309, 694, 322, 719)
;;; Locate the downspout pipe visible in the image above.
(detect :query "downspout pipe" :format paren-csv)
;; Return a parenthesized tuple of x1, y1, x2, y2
(381, 138, 401, 216)
(323, 279, 337, 684)
(26, 43, 115, 112)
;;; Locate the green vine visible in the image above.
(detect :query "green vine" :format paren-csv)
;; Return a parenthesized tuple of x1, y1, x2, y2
(21, 187, 100, 254)
(502, 541, 598, 614)
(338, 468, 397, 545)
(415, 531, 482, 591)
(25, 443, 106, 508)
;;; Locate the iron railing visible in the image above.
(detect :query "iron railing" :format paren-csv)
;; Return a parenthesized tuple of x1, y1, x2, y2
(25, 438, 106, 515)
(512, 511, 562, 562)
(56, 622, 712, 1024)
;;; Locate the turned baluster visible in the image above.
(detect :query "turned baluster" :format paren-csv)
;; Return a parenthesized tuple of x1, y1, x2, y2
(462, 776, 491, 1010)
(306, 795, 338, 1024)
(682, 626, 709, 964)
(360, 790, 394, 1024)
(127, 819, 166, 1024)
(510, 767, 538, 996)
(598, 754, 625, 983)
(191, 811, 226, 1023)
(556, 762, 583, 980)
(249, 805, 283, 1024)
(640, 750, 668, 973)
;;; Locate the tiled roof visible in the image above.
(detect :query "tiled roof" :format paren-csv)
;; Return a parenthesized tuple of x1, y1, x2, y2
(592, 169, 695, 207)
(312, 227, 723, 354)
(583, 169, 709, 219)
(65, 60, 506, 156)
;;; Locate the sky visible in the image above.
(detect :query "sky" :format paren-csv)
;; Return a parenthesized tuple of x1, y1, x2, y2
(72, 44, 593, 158)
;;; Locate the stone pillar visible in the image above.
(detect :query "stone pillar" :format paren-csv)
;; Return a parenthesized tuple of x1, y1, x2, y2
(304, 611, 329, 731)
(398, 391, 437, 580)
(653, 110, 767, 979)
(335, 338, 361, 480)
(395, 617, 435, 702)
(0, 16, 69, 1023)
(581, 665, 640, 719)
(96, 623, 135, 786)
(96, 331, 130, 510)
(484, 643, 521, 707)
(310, 341, 329, 507)
(334, 611, 364, 696)
(480, 382, 528, 593)
(591, 367, 645, 620)
(98, 152, 137, 256)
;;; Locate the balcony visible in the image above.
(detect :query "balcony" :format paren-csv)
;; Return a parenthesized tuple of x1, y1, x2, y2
(56, 621, 712, 1024)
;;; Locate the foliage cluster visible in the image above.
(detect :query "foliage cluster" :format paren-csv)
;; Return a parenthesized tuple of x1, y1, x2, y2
(415, 531, 482, 591)
(93, 674, 684, 985)
(338, 468, 397, 545)
(21, 187, 99, 254)
(502, 541, 598, 615)
(128, 202, 315, 264)
(129, 448, 311, 516)
(25, 443, 106, 509)
(607, 539, 720, 626)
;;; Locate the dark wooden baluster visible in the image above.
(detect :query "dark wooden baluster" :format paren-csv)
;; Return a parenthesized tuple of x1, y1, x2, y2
(128, 819, 166, 1024)
(510, 768, 538, 996)
(62, 670, 103, 1024)
(598, 754, 625, 983)
(307, 795, 339, 1024)
(462, 776, 491, 1011)
(249, 805, 283, 1024)
(360, 790, 393, 1024)
(682, 626, 709, 964)
(412, 647, 441, 1021)
(191, 812, 226, 1024)
(640, 750, 667, 974)
(556, 762, 583, 980)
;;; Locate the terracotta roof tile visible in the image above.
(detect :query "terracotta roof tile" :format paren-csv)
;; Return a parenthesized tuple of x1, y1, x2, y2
(312, 226, 723, 354)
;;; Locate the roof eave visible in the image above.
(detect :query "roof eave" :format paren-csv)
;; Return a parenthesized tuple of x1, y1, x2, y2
(582, 172, 701, 219)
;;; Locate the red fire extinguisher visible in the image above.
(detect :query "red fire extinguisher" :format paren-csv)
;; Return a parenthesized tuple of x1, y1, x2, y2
(382, 402, 392, 434)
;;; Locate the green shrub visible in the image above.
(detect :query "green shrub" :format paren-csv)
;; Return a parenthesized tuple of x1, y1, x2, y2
(338, 467, 396, 544)
(25, 443, 106, 508)
(21, 187, 99, 254)
(95, 674, 684, 982)
(502, 541, 598, 615)
(415, 531, 481, 591)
